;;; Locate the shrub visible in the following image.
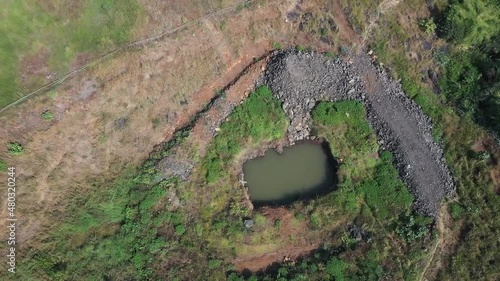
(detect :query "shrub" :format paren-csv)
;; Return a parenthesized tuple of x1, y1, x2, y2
(444, 0, 500, 47)
(41, 110, 54, 121)
(7, 142, 24, 155)
(208, 259, 222, 270)
(449, 202, 465, 220)
(418, 18, 436, 34)
(439, 52, 482, 115)
(326, 257, 348, 281)
(395, 213, 433, 242)
(175, 224, 186, 236)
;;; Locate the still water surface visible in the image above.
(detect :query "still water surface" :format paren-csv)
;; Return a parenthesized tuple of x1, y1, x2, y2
(243, 142, 336, 205)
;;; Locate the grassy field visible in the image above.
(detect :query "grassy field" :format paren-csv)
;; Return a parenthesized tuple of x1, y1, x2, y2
(0, 0, 141, 107)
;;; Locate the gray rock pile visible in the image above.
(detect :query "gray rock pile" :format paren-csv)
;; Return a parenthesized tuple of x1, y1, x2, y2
(262, 50, 455, 216)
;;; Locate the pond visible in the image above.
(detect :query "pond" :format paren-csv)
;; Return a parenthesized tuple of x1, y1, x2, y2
(243, 142, 337, 206)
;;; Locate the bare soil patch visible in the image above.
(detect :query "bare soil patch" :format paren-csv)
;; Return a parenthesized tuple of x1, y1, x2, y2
(233, 206, 320, 272)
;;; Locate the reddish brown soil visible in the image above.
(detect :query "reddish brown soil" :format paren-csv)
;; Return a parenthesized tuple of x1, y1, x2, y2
(233, 207, 321, 272)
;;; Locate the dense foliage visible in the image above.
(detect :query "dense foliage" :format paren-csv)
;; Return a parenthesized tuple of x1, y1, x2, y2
(203, 86, 288, 183)
(440, 0, 500, 134)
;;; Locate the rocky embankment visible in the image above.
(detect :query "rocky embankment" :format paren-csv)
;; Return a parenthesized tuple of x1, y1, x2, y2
(263, 50, 455, 216)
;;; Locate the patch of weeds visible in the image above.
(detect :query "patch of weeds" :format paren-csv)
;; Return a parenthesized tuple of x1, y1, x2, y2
(0, 0, 141, 107)
(271, 41, 283, 50)
(295, 45, 305, 52)
(312, 101, 377, 156)
(7, 142, 24, 155)
(151, 118, 161, 129)
(41, 110, 54, 121)
(324, 51, 337, 58)
(273, 219, 281, 228)
(254, 213, 266, 226)
(418, 18, 436, 34)
(236, 1, 252, 12)
(449, 202, 465, 220)
(0, 160, 7, 171)
(339, 45, 350, 56)
(208, 259, 222, 270)
(395, 212, 433, 242)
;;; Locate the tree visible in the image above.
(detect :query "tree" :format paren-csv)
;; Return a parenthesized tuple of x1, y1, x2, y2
(444, 0, 500, 47)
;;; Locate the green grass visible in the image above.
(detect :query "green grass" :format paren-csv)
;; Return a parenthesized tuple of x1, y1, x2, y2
(359, 152, 413, 221)
(0, 0, 141, 108)
(0, 160, 7, 171)
(311, 101, 413, 222)
(203, 85, 288, 183)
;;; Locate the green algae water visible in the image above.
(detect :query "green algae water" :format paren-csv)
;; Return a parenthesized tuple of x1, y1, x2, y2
(243, 142, 337, 205)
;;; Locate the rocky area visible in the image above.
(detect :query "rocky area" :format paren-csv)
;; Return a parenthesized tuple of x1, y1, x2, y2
(262, 50, 455, 216)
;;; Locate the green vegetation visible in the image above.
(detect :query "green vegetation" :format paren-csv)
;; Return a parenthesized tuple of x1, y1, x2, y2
(231, 100, 433, 280)
(364, 0, 499, 279)
(203, 86, 288, 183)
(295, 45, 306, 52)
(7, 142, 24, 155)
(41, 110, 54, 121)
(437, 0, 500, 134)
(8, 85, 289, 280)
(443, 0, 500, 47)
(271, 42, 283, 50)
(0, 0, 141, 107)
(418, 18, 437, 34)
(0, 159, 7, 171)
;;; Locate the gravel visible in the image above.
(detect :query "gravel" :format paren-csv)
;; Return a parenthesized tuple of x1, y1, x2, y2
(262, 50, 455, 216)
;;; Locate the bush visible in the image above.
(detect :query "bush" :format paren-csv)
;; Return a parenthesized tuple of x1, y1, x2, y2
(449, 202, 465, 220)
(295, 45, 305, 52)
(418, 18, 436, 34)
(175, 224, 186, 236)
(439, 52, 482, 114)
(208, 259, 222, 270)
(395, 213, 433, 242)
(326, 257, 348, 281)
(444, 0, 500, 47)
(41, 110, 54, 121)
(7, 142, 24, 155)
